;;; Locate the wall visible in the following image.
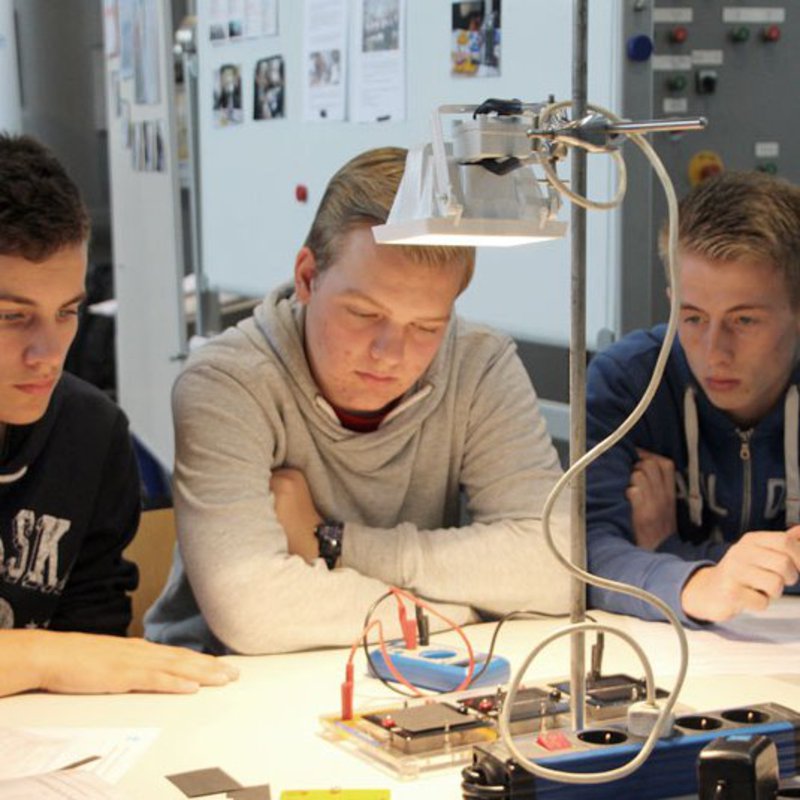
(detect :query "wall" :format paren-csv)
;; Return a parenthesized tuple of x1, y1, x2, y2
(195, 0, 625, 348)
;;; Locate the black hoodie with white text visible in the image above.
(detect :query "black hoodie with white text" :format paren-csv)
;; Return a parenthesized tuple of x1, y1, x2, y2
(0, 373, 139, 635)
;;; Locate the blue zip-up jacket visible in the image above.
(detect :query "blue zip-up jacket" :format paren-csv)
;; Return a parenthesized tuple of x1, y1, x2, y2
(586, 325, 800, 623)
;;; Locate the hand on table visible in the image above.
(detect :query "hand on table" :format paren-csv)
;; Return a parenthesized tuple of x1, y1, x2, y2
(681, 526, 800, 622)
(1, 630, 239, 697)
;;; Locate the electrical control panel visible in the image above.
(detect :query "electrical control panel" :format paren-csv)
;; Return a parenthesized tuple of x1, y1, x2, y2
(617, 1, 799, 332)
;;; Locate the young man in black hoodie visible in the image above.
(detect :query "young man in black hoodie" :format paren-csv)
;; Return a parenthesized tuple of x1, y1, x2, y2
(0, 133, 237, 696)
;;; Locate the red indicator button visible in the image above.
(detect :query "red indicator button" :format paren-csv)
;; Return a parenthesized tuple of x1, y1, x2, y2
(699, 163, 722, 181)
(537, 730, 572, 751)
(762, 25, 781, 43)
(669, 26, 688, 44)
(295, 184, 308, 203)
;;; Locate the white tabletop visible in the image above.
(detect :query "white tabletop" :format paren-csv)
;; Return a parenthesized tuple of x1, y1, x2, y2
(2, 600, 799, 799)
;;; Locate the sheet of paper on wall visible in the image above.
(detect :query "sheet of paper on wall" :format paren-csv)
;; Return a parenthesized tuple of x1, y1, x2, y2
(351, 0, 406, 123)
(303, 0, 348, 122)
(132, 0, 162, 106)
(209, 0, 229, 43)
(243, 0, 279, 38)
(228, 0, 246, 40)
(261, 0, 278, 36)
(103, 0, 120, 57)
(118, 0, 134, 79)
(0, 770, 125, 800)
(0, 727, 159, 784)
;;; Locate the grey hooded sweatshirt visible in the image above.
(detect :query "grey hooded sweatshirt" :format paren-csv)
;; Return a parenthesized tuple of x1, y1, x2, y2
(145, 286, 570, 654)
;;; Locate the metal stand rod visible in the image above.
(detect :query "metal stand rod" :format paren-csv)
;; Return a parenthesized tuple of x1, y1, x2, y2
(569, 0, 589, 734)
(607, 116, 707, 134)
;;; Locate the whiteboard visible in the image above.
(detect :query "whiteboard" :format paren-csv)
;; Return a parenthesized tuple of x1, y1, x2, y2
(196, 0, 624, 347)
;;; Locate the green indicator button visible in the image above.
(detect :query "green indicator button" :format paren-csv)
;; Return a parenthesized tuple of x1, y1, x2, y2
(667, 75, 687, 92)
(731, 26, 751, 43)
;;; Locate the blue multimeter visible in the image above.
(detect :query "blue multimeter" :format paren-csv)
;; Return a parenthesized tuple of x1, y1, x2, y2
(368, 644, 511, 691)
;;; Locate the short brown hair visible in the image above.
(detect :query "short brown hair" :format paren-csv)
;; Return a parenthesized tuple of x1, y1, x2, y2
(304, 147, 476, 293)
(659, 171, 800, 306)
(0, 133, 90, 262)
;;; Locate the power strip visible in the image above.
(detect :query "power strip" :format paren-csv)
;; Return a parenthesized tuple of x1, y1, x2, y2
(462, 702, 800, 799)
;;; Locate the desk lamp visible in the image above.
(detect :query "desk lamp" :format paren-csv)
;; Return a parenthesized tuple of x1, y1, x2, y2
(372, 87, 706, 791)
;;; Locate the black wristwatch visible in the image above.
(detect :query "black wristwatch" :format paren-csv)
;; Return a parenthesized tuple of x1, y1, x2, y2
(315, 520, 344, 570)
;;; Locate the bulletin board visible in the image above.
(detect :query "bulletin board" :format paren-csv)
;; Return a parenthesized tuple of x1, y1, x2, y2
(195, 0, 626, 347)
(105, 0, 186, 467)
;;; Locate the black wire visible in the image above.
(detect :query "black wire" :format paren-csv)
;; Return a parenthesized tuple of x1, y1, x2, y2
(463, 609, 596, 687)
(359, 593, 593, 697)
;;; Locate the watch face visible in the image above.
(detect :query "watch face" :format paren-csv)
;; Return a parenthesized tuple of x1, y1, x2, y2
(318, 523, 341, 540)
(316, 521, 343, 569)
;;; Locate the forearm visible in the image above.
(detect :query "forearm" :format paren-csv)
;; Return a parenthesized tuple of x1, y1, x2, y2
(587, 528, 709, 624)
(657, 533, 729, 563)
(343, 515, 571, 617)
(0, 630, 46, 696)
(187, 543, 476, 653)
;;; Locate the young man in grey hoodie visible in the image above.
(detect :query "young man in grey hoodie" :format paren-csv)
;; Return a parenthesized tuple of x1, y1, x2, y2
(145, 147, 570, 654)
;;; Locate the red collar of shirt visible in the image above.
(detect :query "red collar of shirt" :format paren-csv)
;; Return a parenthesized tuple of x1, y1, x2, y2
(329, 400, 399, 433)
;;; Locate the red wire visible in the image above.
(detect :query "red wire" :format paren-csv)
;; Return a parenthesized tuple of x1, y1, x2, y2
(347, 617, 424, 697)
(341, 587, 479, 719)
(388, 586, 476, 692)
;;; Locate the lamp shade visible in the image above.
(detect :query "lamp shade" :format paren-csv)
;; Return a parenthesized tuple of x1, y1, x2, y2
(373, 141, 567, 247)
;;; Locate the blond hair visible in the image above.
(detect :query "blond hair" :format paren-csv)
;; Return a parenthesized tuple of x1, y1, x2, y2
(659, 171, 800, 306)
(304, 147, 476, 293)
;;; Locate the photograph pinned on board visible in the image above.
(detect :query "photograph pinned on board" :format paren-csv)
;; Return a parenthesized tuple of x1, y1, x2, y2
(120, 100, 132, 148)
(362, 0, 400, 53)
(141, 121, 165, 172)
(308, 49, 341, 88)
(131, 121, 144, 170)
(228, 16, 244, 42)
(155, 121, 165, 171)
(110, 70, 122, 117)
(451, 0, 501, 78)
(143, 121, 154, 171)
(209, 21, 227, 42)
(213, 63, 244, 127)
(254, 56, 285, 120)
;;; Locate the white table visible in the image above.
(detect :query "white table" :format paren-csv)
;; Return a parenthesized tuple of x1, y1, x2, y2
(2, 600, 799, 799)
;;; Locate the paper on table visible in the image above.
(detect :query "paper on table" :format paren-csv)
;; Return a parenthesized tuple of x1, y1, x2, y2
(606, 600, 800, 678)
(0, 770, 126, 799)
(0, 727, 159, 784)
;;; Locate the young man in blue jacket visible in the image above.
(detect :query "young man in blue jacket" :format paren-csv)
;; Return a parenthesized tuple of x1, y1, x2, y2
(587, 171, 800, 624)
